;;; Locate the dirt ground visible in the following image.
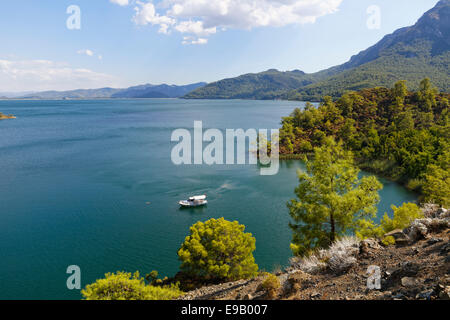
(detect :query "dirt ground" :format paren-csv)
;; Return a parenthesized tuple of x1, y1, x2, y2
(180, 228, 449, 300)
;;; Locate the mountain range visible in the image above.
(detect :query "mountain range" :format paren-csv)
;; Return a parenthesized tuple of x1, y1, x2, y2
(185, 0, 450, 101)
(4, 1, 449, 102)
(12, 82, 207, 100)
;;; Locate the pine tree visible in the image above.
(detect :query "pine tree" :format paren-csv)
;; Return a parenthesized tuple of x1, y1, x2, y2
(417, 78, 437, 113)
(288, 137, 383, 256)
(423, 151, 450, 207)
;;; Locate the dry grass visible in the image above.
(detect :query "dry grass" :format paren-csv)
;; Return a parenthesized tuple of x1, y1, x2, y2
(325, 237, 360, 273)
(290, 237, 360, 275)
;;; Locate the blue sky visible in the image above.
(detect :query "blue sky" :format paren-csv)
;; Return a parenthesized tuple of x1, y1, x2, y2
(0, 0, 440, 92)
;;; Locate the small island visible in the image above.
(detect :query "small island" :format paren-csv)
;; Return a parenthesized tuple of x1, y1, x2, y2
(0, 112, 16, 120)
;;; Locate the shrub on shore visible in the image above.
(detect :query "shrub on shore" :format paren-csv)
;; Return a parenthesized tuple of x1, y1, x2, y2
(356, 202, 423, 240)
(261, 273, 281, 299)
(178, 218, 258, 282)
(81, 271, 183, 300)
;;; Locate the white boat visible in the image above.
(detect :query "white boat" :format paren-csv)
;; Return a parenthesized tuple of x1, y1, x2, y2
(179, 195, 208, 207)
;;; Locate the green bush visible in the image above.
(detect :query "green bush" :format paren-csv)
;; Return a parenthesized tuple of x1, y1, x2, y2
(81, 271, 183, 300)
(380, 203, 423, 233)
(406, 178, 424, 192)
(261, 274, 280, 298)
(357, 202, 423, 239)
(178, 218, 258, 281)
(145, 270, 159, 284)
(382, 236, 396, 246)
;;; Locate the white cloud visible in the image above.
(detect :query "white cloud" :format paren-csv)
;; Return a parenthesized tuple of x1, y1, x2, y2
(78, 49, 103, 60)
(77, 49, 94, 57)
(110, 0, 129, 6)
(175, 20, 216, 37)
(133, 1, 176, 34)
(133, 0, 343, 44)
(0, 59, 122, 91)
(182, 36, 208, 45)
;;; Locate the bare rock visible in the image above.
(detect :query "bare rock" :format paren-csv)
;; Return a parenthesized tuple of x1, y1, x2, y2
(407, 220, 429, 241)
(384, 229, 410, 245)
(390, 262, 420, 280)
(427, 238, 444, 246)
(384, 229, 405, 239)
(416, 289, 435, 300)
(422, 204, 440, 218)
(401, 277, 418, 288)
(436, 208, 449, 218)
(243, 293, 253, 300)
(410, 218, 450, 236)
(438, 286, 450, 300)
(440, 243, 450, 256)
(360, 238, 381, 257)
(392, 293, 406, 300)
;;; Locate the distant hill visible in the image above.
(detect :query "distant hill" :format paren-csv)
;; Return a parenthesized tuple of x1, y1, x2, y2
(185, 0, 450, 101)
(17, 82, 207, 100)
(111, 83, 206, 99)
(20, 88, 123, 100)
(0, 91, 36, 98)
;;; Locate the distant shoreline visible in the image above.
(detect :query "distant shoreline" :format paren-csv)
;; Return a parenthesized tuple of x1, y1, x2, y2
(0, 97, 320, 104)
(0, 97, 181, 101)
(0, 113, 16, 120)
(0, 97, 316, 103)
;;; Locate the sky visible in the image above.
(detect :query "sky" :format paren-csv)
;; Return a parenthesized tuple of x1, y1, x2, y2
(0, 0, 440, 92)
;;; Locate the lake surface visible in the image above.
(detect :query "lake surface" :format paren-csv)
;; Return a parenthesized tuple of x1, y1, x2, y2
(0, 99, 417, 299)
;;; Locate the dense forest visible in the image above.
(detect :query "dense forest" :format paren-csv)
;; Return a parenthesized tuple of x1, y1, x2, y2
(279, 79, 449, 206)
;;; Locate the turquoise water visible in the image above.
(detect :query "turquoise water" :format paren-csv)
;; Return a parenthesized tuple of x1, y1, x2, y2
(0, 99, 417, 299)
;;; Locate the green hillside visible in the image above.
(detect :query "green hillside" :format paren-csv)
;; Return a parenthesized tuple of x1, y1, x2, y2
(185, 69, 320, 100)
(287, 42, 450, 101)
(185, 0, 450, 101)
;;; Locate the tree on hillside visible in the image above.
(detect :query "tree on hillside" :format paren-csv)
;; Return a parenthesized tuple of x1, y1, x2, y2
(393, 80, 408, 101)
(178, 218, 258, 281)
(288, 138, 383, 257)
(417, 78, 438, 113)
(423, 150, 450, 207)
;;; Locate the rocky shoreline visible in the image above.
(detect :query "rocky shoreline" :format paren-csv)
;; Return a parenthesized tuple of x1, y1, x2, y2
(179, 204, 449, 300)
(0, 112, 16, 120)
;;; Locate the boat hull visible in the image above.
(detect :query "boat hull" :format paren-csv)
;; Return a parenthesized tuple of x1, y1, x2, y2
(179, 200, 208, 207)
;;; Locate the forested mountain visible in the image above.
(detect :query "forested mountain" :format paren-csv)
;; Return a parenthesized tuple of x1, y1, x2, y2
(185, 0, 450, 101)
(184, 69, 321, 100)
